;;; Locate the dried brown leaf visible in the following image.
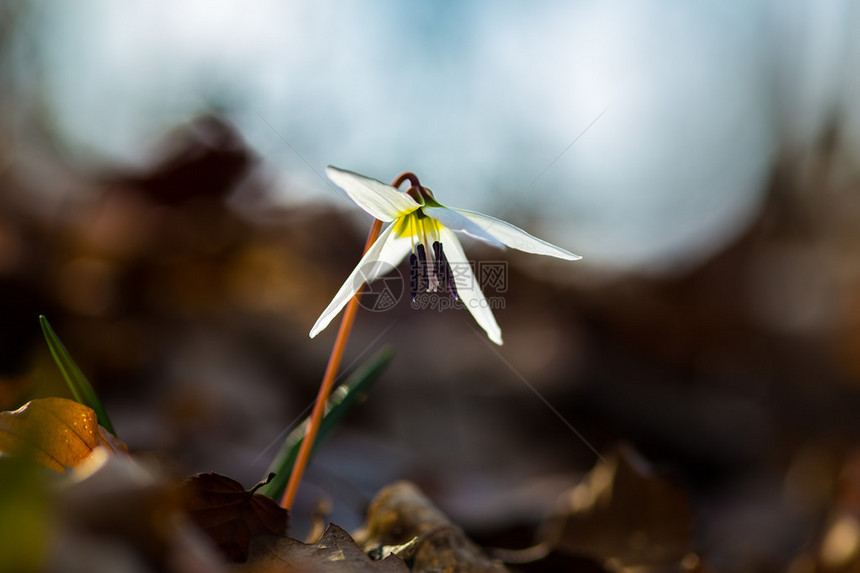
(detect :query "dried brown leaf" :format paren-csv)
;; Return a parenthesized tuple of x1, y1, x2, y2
(236, 524, 409, 573)
(56, 449, 227, 573)
(182, 472, 288, 563)
(0, 397, 127, 472)
(355, 481, 509, 573)
(543, 446, 697, 573)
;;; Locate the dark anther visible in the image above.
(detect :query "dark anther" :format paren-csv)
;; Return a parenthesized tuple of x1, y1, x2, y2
(434, 241, 459, 299)
(409, 253, 418, 301)
(416, 244, 429, 293)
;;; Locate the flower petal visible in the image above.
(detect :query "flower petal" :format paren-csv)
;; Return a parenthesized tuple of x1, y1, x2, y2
(451, 208, 582, 260)
(437, 227, 503, 345)
(310, 223, 411, 338)
(326, 166, 420, 221)
(422, 206, 504, 248)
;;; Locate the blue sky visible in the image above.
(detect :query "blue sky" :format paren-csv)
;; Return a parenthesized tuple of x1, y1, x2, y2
(13, 0, 860, 272)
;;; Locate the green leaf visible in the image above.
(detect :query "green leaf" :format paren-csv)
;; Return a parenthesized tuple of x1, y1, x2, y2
(0, 457, 51, 572)
(258, 346, 394, 500)
(39, 316, 116, 436)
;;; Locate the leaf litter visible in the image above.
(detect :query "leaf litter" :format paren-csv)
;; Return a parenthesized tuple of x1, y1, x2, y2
(0, 397, 127, 472)
(181, 472, 288, 563)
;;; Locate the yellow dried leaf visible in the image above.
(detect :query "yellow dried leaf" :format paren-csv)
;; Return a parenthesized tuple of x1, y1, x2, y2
(0, 397, 126, 472)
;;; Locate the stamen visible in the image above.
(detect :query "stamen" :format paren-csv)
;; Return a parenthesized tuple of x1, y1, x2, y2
(436, 242, 459, 299)
(409, 253, 418, 301)
(420, 219, 438, 292)
(416, 243, 429, 293)
(432, 241, 444, 286)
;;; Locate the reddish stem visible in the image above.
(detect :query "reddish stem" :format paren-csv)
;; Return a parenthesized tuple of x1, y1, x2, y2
(392, 171, 420, 189)
(281, 173, 414, 510)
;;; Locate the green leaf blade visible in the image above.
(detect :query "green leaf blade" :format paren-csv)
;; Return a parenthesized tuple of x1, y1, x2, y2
(39, 315, 116, 436)
(258, 346, 394, 500)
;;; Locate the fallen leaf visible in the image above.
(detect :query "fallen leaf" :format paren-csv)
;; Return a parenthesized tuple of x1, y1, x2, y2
(792, 449, 860, 572)
(55, 448, 226, 573)
(541, 446, 697, 573)
(355, 480, 509, 573)
(236, 524, 409, 573)
(181, 472, 288, 563)
(0, 397, 127, 472)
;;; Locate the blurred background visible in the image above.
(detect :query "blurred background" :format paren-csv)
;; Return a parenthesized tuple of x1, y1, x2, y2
(3, 0, 860, 570)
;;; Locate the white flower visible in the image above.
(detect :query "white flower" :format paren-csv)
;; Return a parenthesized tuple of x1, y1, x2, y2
(310, 166, 581, 345)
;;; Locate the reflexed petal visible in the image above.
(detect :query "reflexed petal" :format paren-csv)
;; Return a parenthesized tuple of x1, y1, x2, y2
(437, 227, 503, 345)
(310, 224, 411, 338)
(326, 166, 420, 221)
(452, 208, 582, 260)
(422, 206, 503, 248)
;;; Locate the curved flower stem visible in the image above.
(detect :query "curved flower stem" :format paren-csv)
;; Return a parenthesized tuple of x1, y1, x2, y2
(281, 217, 382, 509)
(282, 173, 416, 510)
(393, 171, 420, 190)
